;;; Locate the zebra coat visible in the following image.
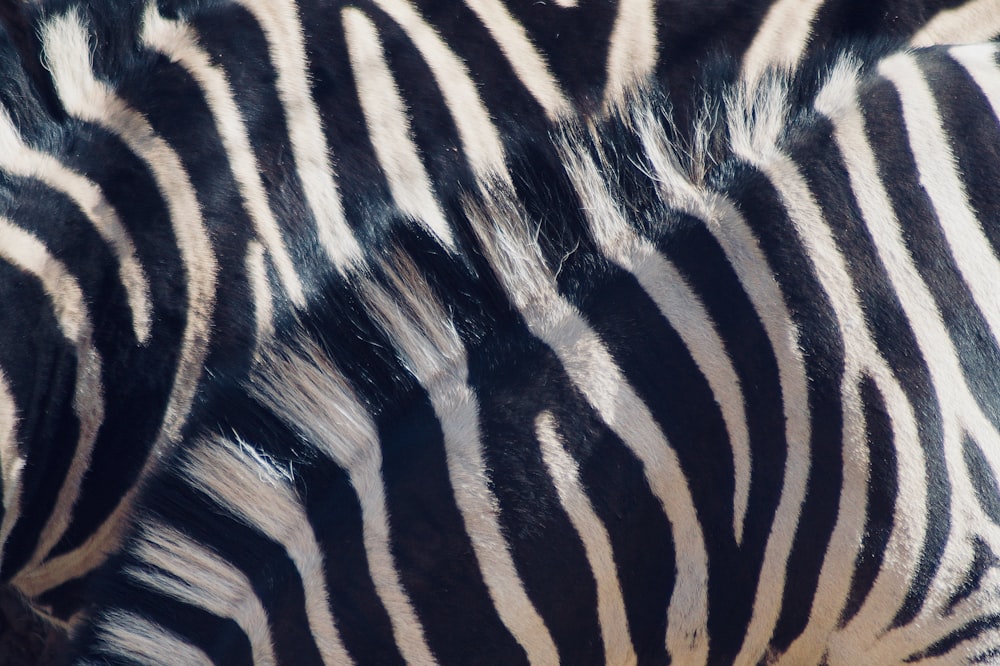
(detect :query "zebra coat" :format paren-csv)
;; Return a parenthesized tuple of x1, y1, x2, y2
(69, 36, 1000, 664)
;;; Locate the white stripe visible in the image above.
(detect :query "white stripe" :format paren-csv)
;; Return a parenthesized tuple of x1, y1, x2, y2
(128, 522, 276, 666)
(25, 9, 218, 591)
(634, 110, 812, 665)
(459, 0, 571, 119)
(184, 438, 354, 665)
(535, 411, 636, 666)
(342, 8, 455, 251)
(560, 137, 751, 543)
(0, 109, 151, 344)
(141, 6, 306, 306)
(246, 241, 274, 362)
(880, 50, 1000, 355)
(741, 0, 827, 83)
(252, 339, 437, 666)
(809, 62, 930, 657)
(232, 0, 363, 270)
(362, 265, 559, 664)
(0, 218, 105, 574)
(911, 0, 1000, 47)
(0, 369, 24, 562)
(466, 186, 709, 664)
(91, 611, 213, 666)
(369, 0, 508, 177)
(603, 0, 657, 108)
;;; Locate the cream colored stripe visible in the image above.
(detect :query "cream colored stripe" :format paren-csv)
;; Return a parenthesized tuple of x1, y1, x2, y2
(460, 0, 570, 119)
(91, 611, 213, 666)
(603, 0, 657, 108)
(369, 0, 508, 178)
(363, 270, 559, 665)
(246, 241, 274, 362)
(466, 187, 709, 664)
(128, 522, 276, 666)
(232, 0, 363, 270)
(741, 0, 827, 83)
(142, 6, 306, 306)
(253, 340, 437, 666)
(0, 218, 105, 573)
(21, 8, 217, 593)
(911, 0, 1000, 47)
(185, 438, 354, 665)
(0, 109, 151, 343)
(881, 49, 1000, 352)
(633, 108, 811, 664)
(561, 139, 751, 543)
(343, 8, 454, 250)
(535, 412, 636, 665)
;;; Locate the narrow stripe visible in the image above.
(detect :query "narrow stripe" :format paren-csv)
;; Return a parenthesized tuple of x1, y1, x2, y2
(342, 7, 454, 250)
(741, 0, 827, 83)
(0, 108, 151, 343)
(183, 438, 354, 665)
(880, 51, 1000, 356)
(90, 611, 213, 666)
(535, 411, 636, 666)
(28, 9, 218, 590)
(244, 242, 275, 364)
(369, 0, 508, 177)
(466, 187, 709, 664)
(603, 0, 657, 108)
(232, 0, 363, 269)
(0, 369, 24, 561)
(362, 268, 559, 664)
(253, 340, 438, 666)
(127, 523, 276, 666)
(459, 0, 571, 119)
(141, 6, 306, 306)
(634, 113, 812, 665)
(910, 0, 1000, 47)
(0, 218, 105, 574)
(560, 139, 751, 543)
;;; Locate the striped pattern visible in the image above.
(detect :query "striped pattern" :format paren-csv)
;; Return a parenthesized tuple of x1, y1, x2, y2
(73, 39, 1000, 664)
(1, 0, 999, 642)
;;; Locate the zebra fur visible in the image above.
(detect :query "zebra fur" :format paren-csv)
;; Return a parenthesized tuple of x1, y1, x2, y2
(69, 38, 1000, 664)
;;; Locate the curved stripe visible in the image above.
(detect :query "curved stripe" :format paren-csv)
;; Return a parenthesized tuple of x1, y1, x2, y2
(741, 0, 827, 83)
(22, 9, 218, 592)
(535, 411, 636, 666)
(460, 0, 571, 119)
(0, 109, 151, 344)
(0, 369, 24, 563)
(141, 6, 306, 306)
(253, 341, 437, 666)
(880, 50, 1000, 353)
(343, 8, 454, 251)
(911, 0, 1000, 47)
(810, 63, 931, 655)
(184, 438, 355, 665)
(246, 240, 275, 362)
(369, 0, 508, 178)
(231, 0, 363, 270)
(127, 522, 277, 666)
(634, 111, 812, 665)
(560, 137, 751, 543)
(603, 0, 657, 108)
(363, 269, 559, 664)
(0, 218, 105, 574)
(89, 611, 213, 666)
(466, 186, 709, 664)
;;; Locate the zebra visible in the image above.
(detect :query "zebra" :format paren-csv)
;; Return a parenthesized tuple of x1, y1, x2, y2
(66, 35, 1000, 665)
(1, 0, 999, 649)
